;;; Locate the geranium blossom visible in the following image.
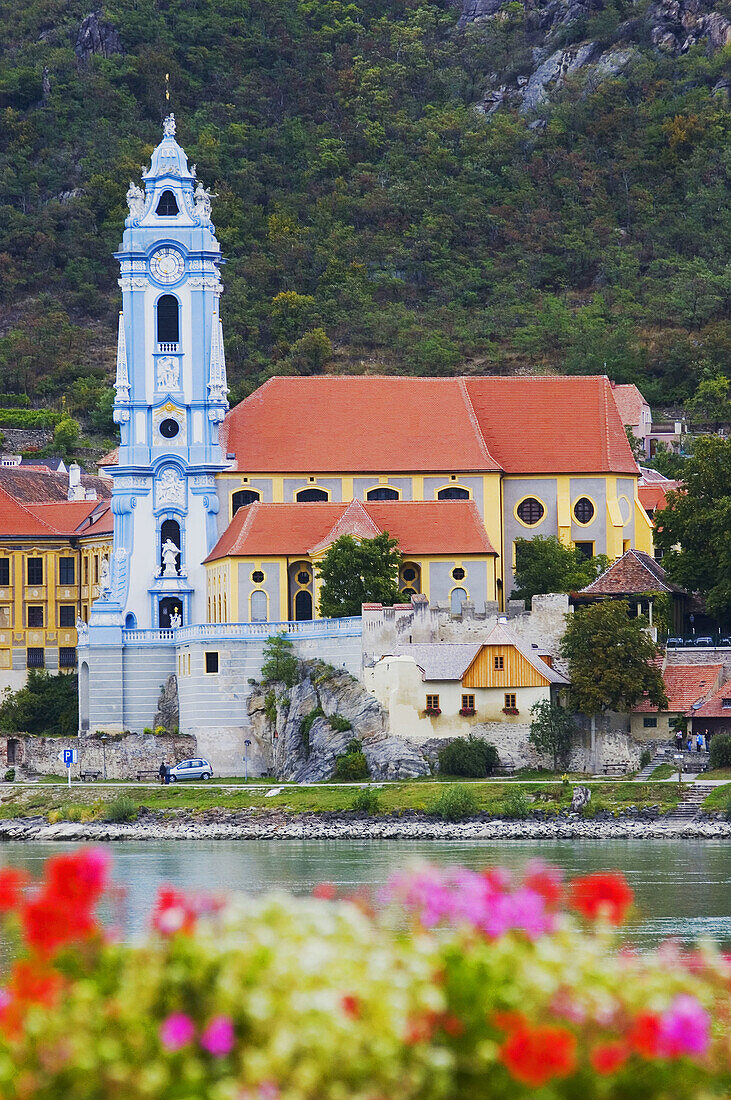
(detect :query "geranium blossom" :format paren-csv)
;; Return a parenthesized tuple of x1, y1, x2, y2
(658, 995, 711, 1058)
(200, 1015, 235, 1057)
(159, 1013, 195, 1051)
(499, 1022, 578, 1086)
(567, 871, 634, 925)
(0, 868, 29, 912)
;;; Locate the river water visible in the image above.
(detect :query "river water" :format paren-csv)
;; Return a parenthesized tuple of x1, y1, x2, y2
(1, 838, 729, 947)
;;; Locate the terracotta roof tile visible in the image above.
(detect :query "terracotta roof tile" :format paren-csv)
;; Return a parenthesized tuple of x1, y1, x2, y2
(578, 549, 685, 595)
(693, 679, 731, 720)
(29, 501, 113, 536)
(0, 467, 110, 503)
(0, 485, 60, 537)
(634, 664, 723, 714)
(205, 500, 496, 562)
(611, 383, 648, 428)
(220, 376, 498, 473)
(638, 481, 679, 514)
(464, 375, 639, 474)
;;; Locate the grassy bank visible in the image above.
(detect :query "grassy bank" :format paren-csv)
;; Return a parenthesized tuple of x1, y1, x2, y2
(0, 780, 704, 824)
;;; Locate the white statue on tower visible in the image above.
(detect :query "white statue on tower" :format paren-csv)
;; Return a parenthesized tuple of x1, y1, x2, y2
(169, 608, 182, 628)
(99, 556, 110, 591)
(126, 181, 144, 222)
(161, 539, 180, 577)
(194, 181, 215, 225)
(157, 357, 179, 390)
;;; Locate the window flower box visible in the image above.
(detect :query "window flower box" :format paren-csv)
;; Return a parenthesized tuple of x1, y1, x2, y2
(425, 707, 441, 717)
(502, 706, 519, 715)
(459, 707, 476, 717)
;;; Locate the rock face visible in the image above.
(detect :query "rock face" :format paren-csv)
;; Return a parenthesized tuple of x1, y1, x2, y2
(153, 675, 179, 734)
(571, 785, 592, 812)
(248, 660, 431, 782)
(75, 11, 123, 61)
(455, 0, 730, 113)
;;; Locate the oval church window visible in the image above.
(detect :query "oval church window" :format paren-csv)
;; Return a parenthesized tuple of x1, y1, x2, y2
(516, 497, 544, 526)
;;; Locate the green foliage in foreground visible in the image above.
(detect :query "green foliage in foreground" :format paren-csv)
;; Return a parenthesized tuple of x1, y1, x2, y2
(438, 737, 499, 778)
(317, 533, 406, 618)
(709, 735, 731, 771)
(0, 670, 78, 737)
(655, 436, 731, 621)
(511, 537, 610, 605)
(1, 1, 729, 421)
(351, 787, 381, 815)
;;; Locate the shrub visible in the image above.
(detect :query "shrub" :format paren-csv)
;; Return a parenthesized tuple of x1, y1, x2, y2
(261, 633, 298, 687)
(351, 787, 381, 815)
(301, 706, 324, 757)
(0, 670, 78, 737)
(102, 795, 137, 823)
(143, 728, 153, 735)
(4, 768, 14, 782)
(264, 690, 277, 725)
(333, 749, 369, 781)
(502, 789, 531, 820)
(438, 737, 499, 778)
(430, 784, 478, 821)
(0, 408, 60, 429)
(328, 714, 352, 732)
(709, 734, 731, 770)
(640, 748, 653, 769)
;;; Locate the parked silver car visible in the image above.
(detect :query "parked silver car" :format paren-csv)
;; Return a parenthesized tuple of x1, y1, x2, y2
(169, 758, 213, 782)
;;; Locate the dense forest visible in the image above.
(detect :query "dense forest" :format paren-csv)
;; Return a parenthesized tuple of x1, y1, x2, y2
(0, 0, 729, 440)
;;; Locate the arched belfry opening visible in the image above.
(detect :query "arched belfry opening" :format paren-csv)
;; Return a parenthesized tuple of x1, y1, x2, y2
(156, 189, 179, 216)
(160, 518, 181, 575)
(157, 295, 179, 345)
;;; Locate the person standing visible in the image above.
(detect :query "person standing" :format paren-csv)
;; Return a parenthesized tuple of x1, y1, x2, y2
(158, 760, 166, 785)
(696, 731, 705, 753)
(675, 729, 684, 753)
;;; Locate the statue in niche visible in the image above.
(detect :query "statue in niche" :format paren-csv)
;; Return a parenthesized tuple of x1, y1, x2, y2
(157, 357, 179, 390)
(126, 181, 145, 221)
(194, 181, 215, 224)
(169, 608, 182, 628)
(99, 557, 110, 591)
(161, 538, 180, 577)
(76, 618, 88, 638)
(156, 467, 185, 508)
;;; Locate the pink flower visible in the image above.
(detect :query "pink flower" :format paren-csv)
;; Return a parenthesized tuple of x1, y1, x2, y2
(658, 995, 710, 1058)
(159, 1012, 195, 1051)
(200, 1015, 235, 1057)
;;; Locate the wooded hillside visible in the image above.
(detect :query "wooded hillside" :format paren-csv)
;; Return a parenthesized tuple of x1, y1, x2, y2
(0, 0, 728, 437)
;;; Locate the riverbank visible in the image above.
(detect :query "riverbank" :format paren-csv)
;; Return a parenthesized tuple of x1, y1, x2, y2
(1, 809, 729, 842)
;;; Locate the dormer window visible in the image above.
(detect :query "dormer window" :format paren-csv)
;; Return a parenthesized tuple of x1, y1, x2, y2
(156, 190, 179, 216)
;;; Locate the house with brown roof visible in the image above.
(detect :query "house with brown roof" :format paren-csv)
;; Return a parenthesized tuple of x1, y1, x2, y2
(630, 663, 723, 742)
(574, 548, 688, 636)
(691, 679, 731, 740)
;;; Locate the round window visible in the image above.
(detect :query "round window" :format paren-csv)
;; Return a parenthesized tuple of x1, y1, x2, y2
(402, 567, 417, 583)
(160, 418, 180, 439)
(574, 497, 595, 524)
(252, 570, 265, 584)
(451, 567, 465, 581)
(516, 497, 544, 525)
(297, 570, 310, 585)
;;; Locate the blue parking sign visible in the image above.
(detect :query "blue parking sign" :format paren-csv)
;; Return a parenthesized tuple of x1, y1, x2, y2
(63, 749, 76, 767)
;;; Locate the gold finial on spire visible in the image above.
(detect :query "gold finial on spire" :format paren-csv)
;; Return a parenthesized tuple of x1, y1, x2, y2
(165, 72, 170, 102)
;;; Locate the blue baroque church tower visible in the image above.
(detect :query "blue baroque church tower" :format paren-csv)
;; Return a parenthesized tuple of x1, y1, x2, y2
(78, 115, 229, 732)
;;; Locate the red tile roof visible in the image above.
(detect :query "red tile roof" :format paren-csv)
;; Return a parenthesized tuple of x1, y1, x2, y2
(220, 376, 498, 474)
(611, 383, 648, 428)
(0, 487, 112, 539)
(638, 481, 679, 514)
(0, 467, 111, 503)
(0, 485, 59, 537)
(578, 549, 685, 595)
(693, 679, 731, 720)
(205, 500, 496, 562)
(463, 375, 639, 474)
(634, 664, 723, 714)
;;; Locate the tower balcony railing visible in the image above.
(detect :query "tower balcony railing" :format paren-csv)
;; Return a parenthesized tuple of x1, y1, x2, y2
(121, 617, 362, 646)
(157, 342, 179, 353)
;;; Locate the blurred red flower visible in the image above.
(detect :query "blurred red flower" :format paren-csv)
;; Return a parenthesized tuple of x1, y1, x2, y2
(500, 1023, 577, 1086)
(629, 1011, 662, 1058)
(341, 994, 361, 1019)
(590, 1040, 630, 1074)
(152, 886, 197, 935)
(567, 872, 634, 925)
(0, 868, 29, 912)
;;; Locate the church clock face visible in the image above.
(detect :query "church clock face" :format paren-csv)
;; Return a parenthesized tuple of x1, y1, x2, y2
(150, 247, 184, 284)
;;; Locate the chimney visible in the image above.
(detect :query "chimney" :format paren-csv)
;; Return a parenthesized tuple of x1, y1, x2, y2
(67, 462, 84, 501)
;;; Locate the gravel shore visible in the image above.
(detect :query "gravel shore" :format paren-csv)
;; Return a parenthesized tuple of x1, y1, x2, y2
(0, 811, 729, 842)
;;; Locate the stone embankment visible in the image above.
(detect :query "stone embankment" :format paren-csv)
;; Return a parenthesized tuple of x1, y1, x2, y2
(0, 811, 728, 842)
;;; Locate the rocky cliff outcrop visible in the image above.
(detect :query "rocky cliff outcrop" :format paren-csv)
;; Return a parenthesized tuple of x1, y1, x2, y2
(455, 0, 730, 113)
(248, 660, 431, 782)
(75, 12, 123, 61)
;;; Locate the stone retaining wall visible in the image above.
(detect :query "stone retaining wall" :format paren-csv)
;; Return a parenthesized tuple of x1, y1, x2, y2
(1, 732, 196, 780)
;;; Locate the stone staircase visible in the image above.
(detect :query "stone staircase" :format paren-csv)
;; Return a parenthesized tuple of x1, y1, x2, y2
(666, 783, 716, 823)
(636, 746, 671, 781)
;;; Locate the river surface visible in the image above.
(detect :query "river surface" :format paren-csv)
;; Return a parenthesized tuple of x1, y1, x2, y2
(1, 838, 729, 947)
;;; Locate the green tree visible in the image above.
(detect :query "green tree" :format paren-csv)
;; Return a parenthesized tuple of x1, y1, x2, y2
(560, 602, 667, 769)
(655, 436, 731, 621)
(317, 533, 405, 618)
(0, 670, 78, 736)
(260, 633, 299, 688)
(528, 699, 576, 772)
(645, 443, 687, 479)
(685, 373, 731, 426)
(511, 537, 610, 605)
(53, 415, 80, 458)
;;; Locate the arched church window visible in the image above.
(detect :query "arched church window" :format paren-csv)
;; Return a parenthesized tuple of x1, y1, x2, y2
(295, 590, 313, 621)
(160, 519, 181, 575)
(296, 487, 328, 502)
(437, 486, 469, 500)
(157, 295, 180, 344)
(251, 589, 268, 623)
(366, 486, 399, 501)
(232, 489, 261, 515)
(156, 190, 179, 216)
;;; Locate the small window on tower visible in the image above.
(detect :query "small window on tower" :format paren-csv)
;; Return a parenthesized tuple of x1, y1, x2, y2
(156, 190, 179, 216)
